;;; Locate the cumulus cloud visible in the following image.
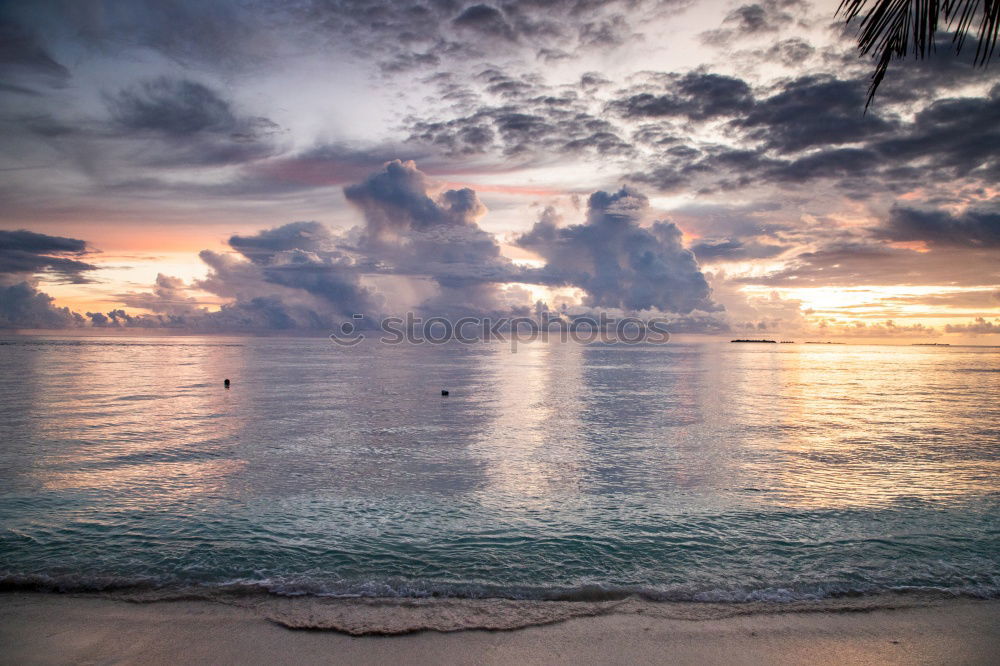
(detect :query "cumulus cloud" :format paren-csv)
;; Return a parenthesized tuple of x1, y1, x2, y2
(517, 189, 720, 313)
(344, 159, 517, 313)
(945, 317, 1000, 335)
(117, 273, 206, 316)
(91, 222, 383, 331)
(100, 162, 727, 324)
(200, 221, 382, 324)
(0, 282, 84, 329)
(0, 229, 97, 329)
(345, 160, 487, 242)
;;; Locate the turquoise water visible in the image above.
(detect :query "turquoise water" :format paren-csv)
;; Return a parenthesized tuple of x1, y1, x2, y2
(0, 336, 998, 602)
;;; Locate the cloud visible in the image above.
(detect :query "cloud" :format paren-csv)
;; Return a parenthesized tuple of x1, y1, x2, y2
(103, 77, 280, 166)
(407, 72, 632, 159)
(876, 205, 1000, 249)
(200, 221, 382, 322)
(811, 319, 941, 338)
(344, 159, 516, 313)
(739, 238, 1000, 287)
(84, 230, 386, 330)
(453, 5, 516, 41)
(945, 317, 1000, 334)
(700, 0, 804, 44)
(0, 229, 97, 284)
(690, 238, 789, 262)
(77, 162, 731, 328)
(117, 273, 206, 315)
(517, 189, 720, 313)
(345, 160, 487, 242)
(610, 72, 754, 121)
(229, 221, 335, 261)
(0, 15, 69, 89)
(113, 162, 728, 325)
(734, 75, 894, 153)
(872, 88, 1000, 180)
(0, 281, 84, 329)
(882, 290, 1000, 308)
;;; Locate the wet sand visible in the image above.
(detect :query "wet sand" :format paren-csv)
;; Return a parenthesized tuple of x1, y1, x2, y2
(1, 592, 998, 665)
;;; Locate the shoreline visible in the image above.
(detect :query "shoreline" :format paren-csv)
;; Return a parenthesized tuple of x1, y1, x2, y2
(2, 592, 998, 665)
(2, 584, 995, 634)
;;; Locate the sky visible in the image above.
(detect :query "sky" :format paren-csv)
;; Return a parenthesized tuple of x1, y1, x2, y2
(0, 0, 998, 342)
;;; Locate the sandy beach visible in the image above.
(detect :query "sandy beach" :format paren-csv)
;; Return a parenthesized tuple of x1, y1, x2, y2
(1, 592, 997, 665)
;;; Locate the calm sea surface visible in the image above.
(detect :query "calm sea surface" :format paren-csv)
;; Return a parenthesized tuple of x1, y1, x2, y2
(1, 336, 998, 602)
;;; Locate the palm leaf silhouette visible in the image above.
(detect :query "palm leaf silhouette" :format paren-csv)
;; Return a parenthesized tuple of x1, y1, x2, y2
(838, 0, 1000, 108)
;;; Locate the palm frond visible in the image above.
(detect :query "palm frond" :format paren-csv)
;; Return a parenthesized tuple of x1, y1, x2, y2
(837, 0, 1000, 109)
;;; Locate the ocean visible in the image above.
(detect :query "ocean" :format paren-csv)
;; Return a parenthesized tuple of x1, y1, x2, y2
(1, 335, 998, 625)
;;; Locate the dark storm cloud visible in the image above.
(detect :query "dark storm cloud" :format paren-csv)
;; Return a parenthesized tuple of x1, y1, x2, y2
(734, 75, 894, 153)
(204, 221, 382, 321)
(345, 159, 488, 241)
(103, 77, 280, 166)
(108, 78, 249, 137)
(0, 230, 96, 328)
(0, 282, 83, 329)
(876, 206, 1000, 249)
(621, 73, 997, 196)
(610, 72, 754, 121)
(871, 87, 1000, 180)
(517, 190, 719, 313)
(0, 229, 97, 284)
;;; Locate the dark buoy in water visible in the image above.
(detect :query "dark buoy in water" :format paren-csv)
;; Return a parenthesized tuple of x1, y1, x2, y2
(441, 389, 449, 396)
(224, 378, 231, 389)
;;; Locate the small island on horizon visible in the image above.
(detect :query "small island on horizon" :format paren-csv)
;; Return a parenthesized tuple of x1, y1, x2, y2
(731, 339, 777, 343)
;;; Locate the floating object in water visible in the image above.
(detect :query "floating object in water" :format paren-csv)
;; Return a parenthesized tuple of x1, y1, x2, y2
(224, 378, 231, 389)
(441, 389, 449, 396)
